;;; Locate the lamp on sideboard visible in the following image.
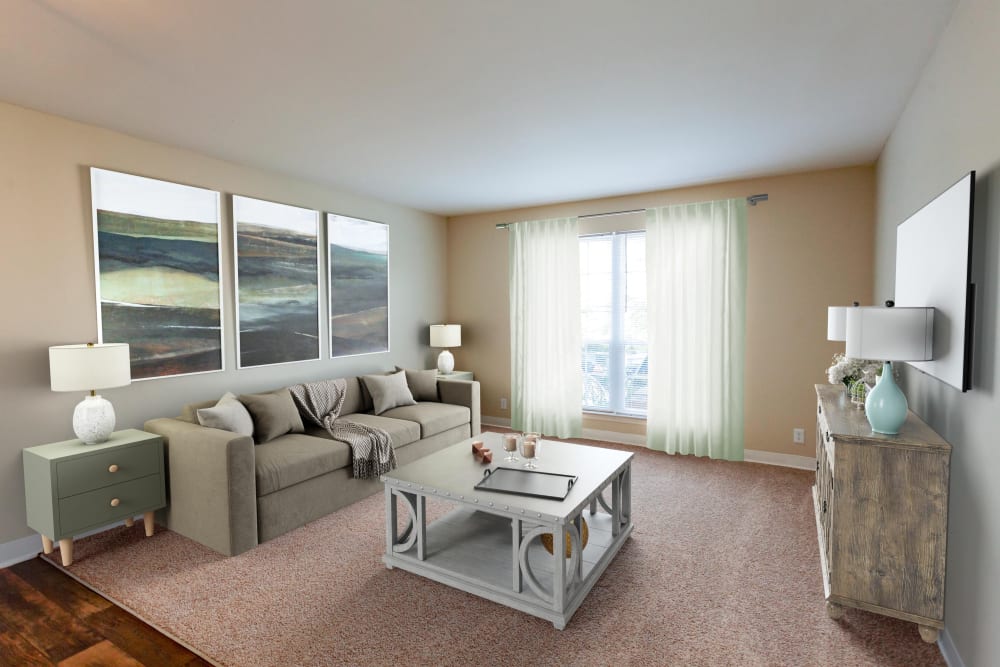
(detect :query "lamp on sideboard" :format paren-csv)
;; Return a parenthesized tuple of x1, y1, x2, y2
(827, 301, 860, 341)
(845, 301, 934, 435)
(429, 324, 461, 374)
(49, 343, 131, 444)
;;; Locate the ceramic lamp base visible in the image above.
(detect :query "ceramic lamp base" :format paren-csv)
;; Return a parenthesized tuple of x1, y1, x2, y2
(437, 349, 455, 374)
(73, 394, 116, 444)
(864, 362, 907, 435)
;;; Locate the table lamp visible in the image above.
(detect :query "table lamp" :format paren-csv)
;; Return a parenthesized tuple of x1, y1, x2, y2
(49, 343, 131, 444)
(845, 302, 934, 434)
(827, 302, 860, 341)
(429, 324, 461, 374)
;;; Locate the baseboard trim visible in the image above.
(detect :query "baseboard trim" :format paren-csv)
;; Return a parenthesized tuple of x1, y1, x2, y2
(483, 419, 815, 470)
(0, 533, 43, 568)
(744, 449, 816, 471)
(580, 427, 645, 447)
(938, 627, 966, 667)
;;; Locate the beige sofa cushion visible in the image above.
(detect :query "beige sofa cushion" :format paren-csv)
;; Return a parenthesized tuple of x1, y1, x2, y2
(336, 413, 420, 448)
(381, 403, 471, 439)
(338, 377, 371, 414)
(360, 371, 416, 415)
(179, 398, 218, 423)
(240, 389, 305, 444)
(395, 367, 439, 402)
(254, 434, 351, 496)
(196, 392, 254, 436)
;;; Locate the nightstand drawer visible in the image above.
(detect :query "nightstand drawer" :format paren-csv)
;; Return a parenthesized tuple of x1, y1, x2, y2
(58, 474, 163, 535)
(56, 440, 161, 498)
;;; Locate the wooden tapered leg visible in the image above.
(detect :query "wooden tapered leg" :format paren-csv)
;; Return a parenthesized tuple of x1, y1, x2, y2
(124, 517, 135, 527)
(143, 511, 155, 537)
(58, 538, 73, 566)
(40, 535, 53, 555)
(918, 625, 940, 643)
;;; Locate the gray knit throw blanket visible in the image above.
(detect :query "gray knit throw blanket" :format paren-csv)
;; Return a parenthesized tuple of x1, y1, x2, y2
(289, 379, 397, 480)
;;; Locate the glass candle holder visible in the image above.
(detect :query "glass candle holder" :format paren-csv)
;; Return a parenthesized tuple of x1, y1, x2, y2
(502, 433, 520, 462)
(520, 433, 540, 469)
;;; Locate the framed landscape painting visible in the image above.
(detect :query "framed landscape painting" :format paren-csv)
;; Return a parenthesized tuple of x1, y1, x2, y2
(233, 195, 321, 368)
(327, 214, 389, 357)
(91, 168, 223, 380)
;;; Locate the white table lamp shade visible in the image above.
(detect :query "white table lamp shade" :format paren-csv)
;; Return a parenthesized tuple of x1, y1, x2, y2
(430, 325, 461, 348)
(49, 343, 132, 391)
(827, 307, 847, 341)
(49, 343, 131, 444)
(845, 307, 934, 361)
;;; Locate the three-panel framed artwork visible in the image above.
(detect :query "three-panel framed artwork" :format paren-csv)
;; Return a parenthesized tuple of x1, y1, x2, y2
(90, 167, 389, 380)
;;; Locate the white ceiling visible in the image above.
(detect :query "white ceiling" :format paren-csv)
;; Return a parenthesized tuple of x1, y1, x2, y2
(0, 1, 957, 216)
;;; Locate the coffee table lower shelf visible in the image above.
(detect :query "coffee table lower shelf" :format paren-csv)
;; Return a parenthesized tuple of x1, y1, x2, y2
(383, 505, 631, 629)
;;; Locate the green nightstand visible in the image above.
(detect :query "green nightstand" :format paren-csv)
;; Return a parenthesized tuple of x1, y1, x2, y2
(23, 429, 166, 566)
(437, 370, 473, 381)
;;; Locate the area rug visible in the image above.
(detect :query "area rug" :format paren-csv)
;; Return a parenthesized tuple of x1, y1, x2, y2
(45, 439, 944, 667)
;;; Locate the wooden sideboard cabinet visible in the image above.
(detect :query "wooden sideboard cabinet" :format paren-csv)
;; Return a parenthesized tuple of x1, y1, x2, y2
(813, 384, 950, 643)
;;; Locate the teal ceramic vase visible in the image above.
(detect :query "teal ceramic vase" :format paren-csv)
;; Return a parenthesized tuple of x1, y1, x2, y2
(864, 361, 907, 434)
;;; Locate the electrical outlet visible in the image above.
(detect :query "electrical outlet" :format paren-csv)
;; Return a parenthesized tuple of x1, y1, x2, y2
(793, 428, 806, 444)
(500, 397, 508, 410)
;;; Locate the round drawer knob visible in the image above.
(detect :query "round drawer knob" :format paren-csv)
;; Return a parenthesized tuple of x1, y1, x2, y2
(108, 464, 119, 473)
(110, 498, 120, 507)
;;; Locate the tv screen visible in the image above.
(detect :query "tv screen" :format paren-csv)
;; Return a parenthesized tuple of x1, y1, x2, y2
(894, 171, 975, 391)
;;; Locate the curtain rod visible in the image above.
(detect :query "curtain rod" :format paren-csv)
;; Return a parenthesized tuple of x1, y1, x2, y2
(495, 193, 768, 229)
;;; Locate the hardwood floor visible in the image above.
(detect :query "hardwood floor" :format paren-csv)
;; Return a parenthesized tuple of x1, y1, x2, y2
(0, 557, 211, 666)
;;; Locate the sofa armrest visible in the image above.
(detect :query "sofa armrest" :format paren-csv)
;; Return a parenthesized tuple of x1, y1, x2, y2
(144, 418, 258, 556)
(438, 380, 481, 436)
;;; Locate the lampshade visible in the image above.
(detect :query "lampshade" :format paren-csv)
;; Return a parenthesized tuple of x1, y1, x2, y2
(827, 307, 847, 341)
(49, 343, 132, 392)
(430, 324, 461, 348)
(845, 307, 934, 361)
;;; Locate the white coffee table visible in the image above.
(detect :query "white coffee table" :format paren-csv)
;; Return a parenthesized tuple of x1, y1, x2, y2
(381, 432, 633, 629)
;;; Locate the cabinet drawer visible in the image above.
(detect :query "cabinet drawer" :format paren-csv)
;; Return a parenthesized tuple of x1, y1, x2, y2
(57, 474, 164, 536)
(56, 440, 161, 498)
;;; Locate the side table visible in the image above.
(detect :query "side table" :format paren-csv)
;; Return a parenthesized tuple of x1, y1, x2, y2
(437, 370, 474, 381)
(23, 429, 166, 566)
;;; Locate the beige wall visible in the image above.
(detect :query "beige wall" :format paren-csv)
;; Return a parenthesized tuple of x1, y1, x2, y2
(875, 0, 1000, 662)
(447, 165, 876, 456)
(0, 101, 447, 544)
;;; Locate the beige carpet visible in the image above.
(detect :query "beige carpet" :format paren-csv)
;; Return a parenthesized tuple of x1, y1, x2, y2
(45, 439, 944, 667)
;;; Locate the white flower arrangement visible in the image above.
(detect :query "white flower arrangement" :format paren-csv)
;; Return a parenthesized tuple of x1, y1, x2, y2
(826, 353, 883, 387)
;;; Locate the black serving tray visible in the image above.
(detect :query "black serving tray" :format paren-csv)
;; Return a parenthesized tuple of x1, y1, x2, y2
(474, 467, 578, 500)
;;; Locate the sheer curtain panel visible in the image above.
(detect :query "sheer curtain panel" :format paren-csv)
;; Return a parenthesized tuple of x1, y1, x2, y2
(645, 199, 747, 460)
(509, 217, 583, 438)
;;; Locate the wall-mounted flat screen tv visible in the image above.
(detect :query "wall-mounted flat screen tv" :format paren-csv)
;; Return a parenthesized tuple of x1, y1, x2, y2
(894, 171, 975, 392)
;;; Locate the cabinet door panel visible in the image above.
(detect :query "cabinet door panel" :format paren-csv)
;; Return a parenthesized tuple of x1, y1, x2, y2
(830, 443, 948, 620)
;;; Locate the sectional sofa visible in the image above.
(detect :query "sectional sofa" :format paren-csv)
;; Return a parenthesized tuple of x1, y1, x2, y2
(144, 375, 480, 556)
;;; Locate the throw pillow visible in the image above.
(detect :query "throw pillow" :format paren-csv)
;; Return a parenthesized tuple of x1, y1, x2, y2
(238, 388, 305, 444)
(361, 370, 417, 415)
(196, 392, 254, 437)
(395, 366, 439, 402)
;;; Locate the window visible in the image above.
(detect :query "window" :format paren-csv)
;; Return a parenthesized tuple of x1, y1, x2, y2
(580, 231, 647, 416)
